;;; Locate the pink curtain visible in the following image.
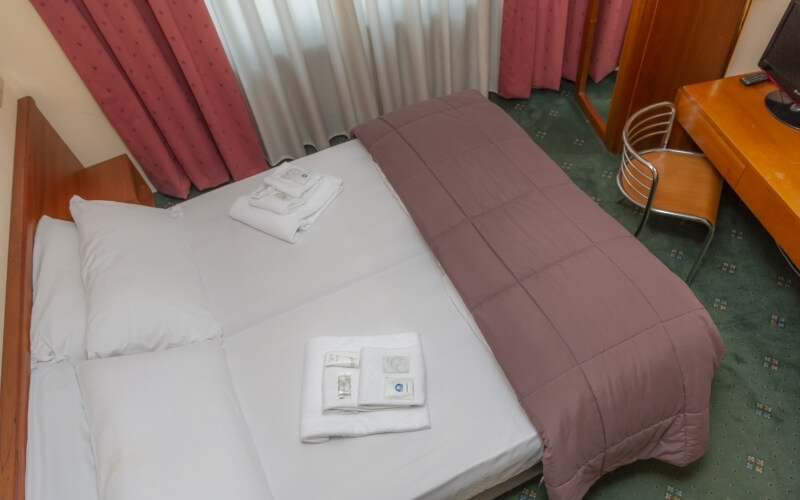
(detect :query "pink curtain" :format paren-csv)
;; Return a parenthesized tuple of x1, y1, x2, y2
(586, 0, 632, 82)
(498, 0, 633, 99)
(31, 0, 266, 198)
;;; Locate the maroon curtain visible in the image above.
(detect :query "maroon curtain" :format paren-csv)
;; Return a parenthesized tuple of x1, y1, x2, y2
(32, 0, 266, 198)
(498, 0, 632, 99)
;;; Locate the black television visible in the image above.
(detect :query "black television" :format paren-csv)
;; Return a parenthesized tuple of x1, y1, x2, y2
(758, 0, 800, 130)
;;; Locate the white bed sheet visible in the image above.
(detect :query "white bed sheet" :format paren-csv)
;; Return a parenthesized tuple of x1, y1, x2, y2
(26, 139, 542, 499)
(180, 139, 542, 498)
(223, 252, 542, 500)
(26, 361, 98, 500)
(77, 340, 274, 500)
(179, 140, 430, 335)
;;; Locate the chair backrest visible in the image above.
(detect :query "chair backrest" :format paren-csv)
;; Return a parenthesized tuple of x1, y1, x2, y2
(618, 102, 676, 208)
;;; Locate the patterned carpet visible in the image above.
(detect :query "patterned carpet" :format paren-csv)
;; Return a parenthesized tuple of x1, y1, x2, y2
(491, 81, 800, 499)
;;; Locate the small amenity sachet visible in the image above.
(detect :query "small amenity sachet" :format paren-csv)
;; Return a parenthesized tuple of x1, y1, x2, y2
(322, 344, 426, 413)
(249, 182, 321, 215)
(321, 351, 369, 413)
(357, 345, 426, 408)
(322, 365, 364, 414)
(263, 164, 322, 199)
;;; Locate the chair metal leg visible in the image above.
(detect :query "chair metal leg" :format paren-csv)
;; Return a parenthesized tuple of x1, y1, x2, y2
(686, 220, 715, 284)
(633, 209, 650, 237)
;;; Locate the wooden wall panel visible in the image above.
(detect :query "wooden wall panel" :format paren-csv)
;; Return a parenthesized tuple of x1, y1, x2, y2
(0, 97, 152, 500)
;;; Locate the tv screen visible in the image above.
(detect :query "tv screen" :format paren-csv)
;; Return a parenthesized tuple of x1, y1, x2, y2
(758, 0, 800, 128)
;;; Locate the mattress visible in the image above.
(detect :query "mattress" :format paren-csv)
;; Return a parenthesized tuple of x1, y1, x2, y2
(25, 362, 97, 500)
(178, 140, 430, 334)
(26, 139, 543, 499)
(224, 252, 542, 499)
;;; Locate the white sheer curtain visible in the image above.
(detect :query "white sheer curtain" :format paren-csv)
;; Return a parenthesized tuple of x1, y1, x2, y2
(206, 0, 503, 164)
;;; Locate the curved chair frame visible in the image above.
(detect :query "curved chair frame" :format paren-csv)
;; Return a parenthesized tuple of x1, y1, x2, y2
(617, 102, 718, 284)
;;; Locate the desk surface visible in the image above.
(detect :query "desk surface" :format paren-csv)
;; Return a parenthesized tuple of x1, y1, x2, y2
(676, 75, 800, 265)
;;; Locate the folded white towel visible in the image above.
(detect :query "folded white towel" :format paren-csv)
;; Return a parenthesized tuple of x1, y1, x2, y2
(263, 164, 321, 199)
(249, 181, 321, 215)
(357, 345, 426, 408)
(301, 334, 430, 443)
(229, 175, 342, 243)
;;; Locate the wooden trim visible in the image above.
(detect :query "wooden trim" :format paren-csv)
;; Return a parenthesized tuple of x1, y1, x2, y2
(576, 97, 607, 139)
(0, 96, 83, 500)
(575, 0, 607, 138)
(603, 0, 659, 153)
(0, 97, 153, 500)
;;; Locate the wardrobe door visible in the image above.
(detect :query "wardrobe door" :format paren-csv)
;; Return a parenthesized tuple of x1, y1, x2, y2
(604, 0, 750, 153)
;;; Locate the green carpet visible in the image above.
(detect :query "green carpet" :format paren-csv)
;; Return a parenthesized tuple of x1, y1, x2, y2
(490, 81, 800, 499)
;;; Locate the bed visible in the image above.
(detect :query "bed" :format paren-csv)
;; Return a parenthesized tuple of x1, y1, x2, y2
(0, 93, 724, 500)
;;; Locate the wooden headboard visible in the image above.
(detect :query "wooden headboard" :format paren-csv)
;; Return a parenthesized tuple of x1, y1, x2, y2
(0, 97, 153, 500)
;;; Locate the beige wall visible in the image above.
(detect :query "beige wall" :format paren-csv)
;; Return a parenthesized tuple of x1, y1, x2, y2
(726, 0, 789, 76)
(0, 78, 19, 377)
(0, 0, 137, 375)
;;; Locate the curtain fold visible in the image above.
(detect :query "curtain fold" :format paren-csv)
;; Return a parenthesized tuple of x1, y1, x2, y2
(498, 0, 632, 99)
(207, 0, 504, 165)
(32, 0, 266, 198)
(587, 0, 632, 83)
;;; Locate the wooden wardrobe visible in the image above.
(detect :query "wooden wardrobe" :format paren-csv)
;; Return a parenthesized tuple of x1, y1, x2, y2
(577, 0, 752, 153)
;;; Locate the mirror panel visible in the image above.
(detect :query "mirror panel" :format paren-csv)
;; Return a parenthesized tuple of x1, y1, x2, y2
(577, 0, 750, 154)
(575, 0, 606, 138)
(575, 0, 633, 141)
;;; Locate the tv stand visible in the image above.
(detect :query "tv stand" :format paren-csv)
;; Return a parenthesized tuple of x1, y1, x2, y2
(675, 75, 800, 267)
(764, 90, 800, 130)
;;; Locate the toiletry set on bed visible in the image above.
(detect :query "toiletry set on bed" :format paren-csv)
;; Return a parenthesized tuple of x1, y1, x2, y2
(229, 164, 343, 243)
(300, 332, 429, 443)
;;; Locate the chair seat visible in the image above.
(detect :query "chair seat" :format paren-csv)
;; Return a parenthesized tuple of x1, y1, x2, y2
(622, 150, 723, 225)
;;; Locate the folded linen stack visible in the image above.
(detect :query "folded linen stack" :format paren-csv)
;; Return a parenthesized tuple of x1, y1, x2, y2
(301, 333, 429, 443)
(229, 164, 342, 243)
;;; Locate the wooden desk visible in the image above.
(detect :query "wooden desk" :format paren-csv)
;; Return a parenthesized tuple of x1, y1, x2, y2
(676, 75, 800, 266)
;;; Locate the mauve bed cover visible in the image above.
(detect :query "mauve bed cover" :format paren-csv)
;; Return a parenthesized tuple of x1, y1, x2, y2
(352, 90, 724, 500)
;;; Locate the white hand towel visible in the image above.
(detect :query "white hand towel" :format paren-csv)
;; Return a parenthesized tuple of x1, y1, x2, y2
(301, 334, 430, 443)
(229, 175, 342, 243)
(263, 164, 321, 199)
(248, 181, 321, 215)
(357, 344, 426, 408)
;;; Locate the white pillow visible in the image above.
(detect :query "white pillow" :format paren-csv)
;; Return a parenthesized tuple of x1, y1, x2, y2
(76, 340, 274, 500)
(30, 216, 87, 363)
(69, 196, 221, 358)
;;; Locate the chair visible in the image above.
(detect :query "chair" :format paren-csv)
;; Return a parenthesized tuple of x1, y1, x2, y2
(617, 102, 723, 284)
